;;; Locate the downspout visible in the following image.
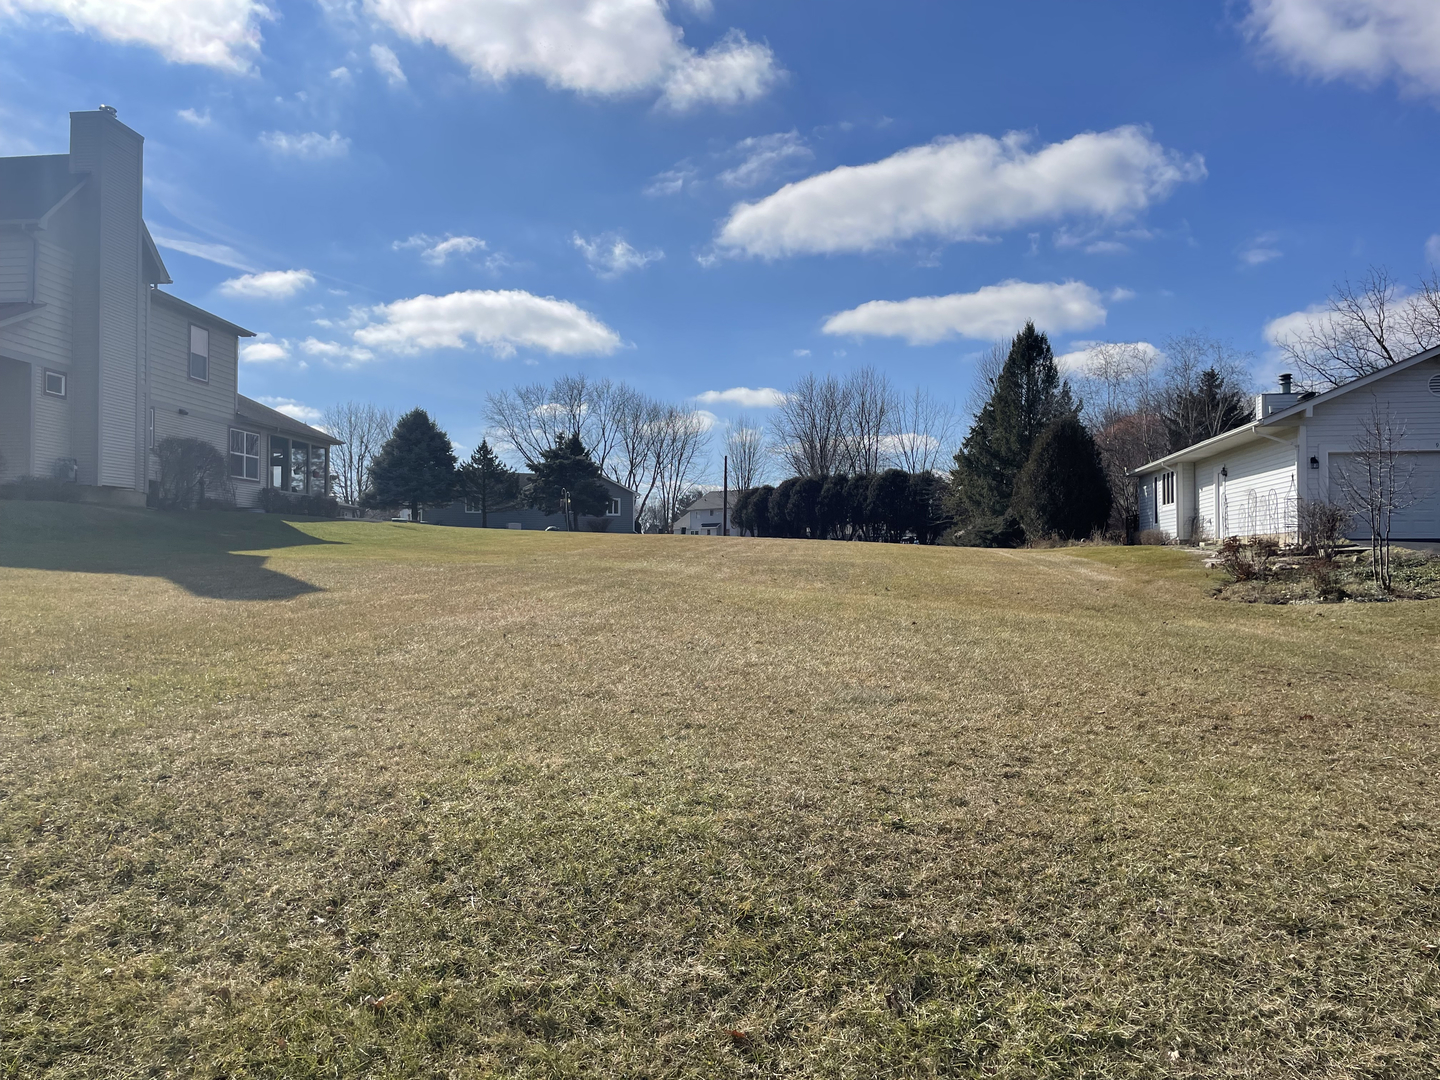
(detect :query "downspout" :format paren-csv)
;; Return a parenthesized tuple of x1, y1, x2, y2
(28, 227, 38, 304)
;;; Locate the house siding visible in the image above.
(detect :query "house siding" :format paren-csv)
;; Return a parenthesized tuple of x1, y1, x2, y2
(0, 357, 30, 480)
(0, 235, 74, 369)
(146, 298, 240, 485)
(1196, 433, 1299, 540)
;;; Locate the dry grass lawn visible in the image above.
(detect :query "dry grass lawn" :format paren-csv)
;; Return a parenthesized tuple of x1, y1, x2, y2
(1, 503, 1437, 1078)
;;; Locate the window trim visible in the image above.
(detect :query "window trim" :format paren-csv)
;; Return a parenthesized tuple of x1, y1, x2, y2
(188, 323, 210, 383)
(42, 369, 67, 398)
(1160, 470, 1176, 506)
(606, 497, 621, 517)
(229, 427, 261, 482)
(464, 496, 483, 513)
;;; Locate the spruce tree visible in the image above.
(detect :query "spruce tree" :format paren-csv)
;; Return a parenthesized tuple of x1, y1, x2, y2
(950, 322, 1075, 545)
(1011, 414, 1112, 541)
(526, 432, 610, 530)
(363, 408, 458, 522)
(457, 440, 518, 528)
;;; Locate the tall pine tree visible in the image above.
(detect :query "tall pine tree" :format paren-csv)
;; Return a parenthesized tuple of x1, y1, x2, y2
(363, 408, 458, 521)
(1010, 414, 1112, 541)
(950, 322, 1075, 545)
(457, 440, 518, 527)
(526, 432, 610, 530)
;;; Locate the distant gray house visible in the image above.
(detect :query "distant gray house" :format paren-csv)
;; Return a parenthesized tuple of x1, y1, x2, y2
(427, 473, 635, 532)
(0, 106, 338, 507)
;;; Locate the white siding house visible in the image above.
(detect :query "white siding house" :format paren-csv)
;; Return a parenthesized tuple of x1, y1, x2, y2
(0, 107, 338, 504)
(1134, 357, 1440, 543)
(674, 489, 742, 534)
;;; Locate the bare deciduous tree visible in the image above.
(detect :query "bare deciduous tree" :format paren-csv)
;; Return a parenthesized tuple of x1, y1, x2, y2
(1333, 399, 1421, 592)
(724, 414, 768, 491)
(1155, 332, 1253, 450)
(839, 366, 896, 475)
(888, 387, 957, 474)
(772, 373, 852, 477)
(323, 401, 395, 505)
(484, 375, 620, 469)
(610, 387, 665, 523)
(1275, 266, 1440, 389)
(648, 406, 710, 531)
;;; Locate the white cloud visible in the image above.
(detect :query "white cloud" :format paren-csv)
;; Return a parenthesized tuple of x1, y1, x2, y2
(716, 125, 1206, 258)
(693, 409, 720, 431)
(694, 386, 786, 408)
(822, 280, 1108, 346)
(1239, 231, 1282, 266)
(148, 226, 256, 272)
(352, 289, 622, 358)
(258, 396, 324, 424)
(1426, 234, 1440, 265)
(792, 348, 810, 357)
(572, 233, 663, 277)
(177, 107, 211, 126)
(219, 268, 316, 299)
(371, 42, 407, 86)
(394, 232, 487, 265)
(643, 164, 698, 197)
(1054, 340, 1162, 374)
(301, 337, 376, 366)
(659, 30, 782, 111)
(330, 65, 352, 81)
(240, 339, 289, 363)
(1245, 0, 1440, 95)
(718, 130, 812, 188)
(260, 130, 350, 159)
(363, 0, 781, 109)
(0, 0, 270, 73)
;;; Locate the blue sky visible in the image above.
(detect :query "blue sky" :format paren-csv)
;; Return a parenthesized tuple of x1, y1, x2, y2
(4, 0, 1440, 472)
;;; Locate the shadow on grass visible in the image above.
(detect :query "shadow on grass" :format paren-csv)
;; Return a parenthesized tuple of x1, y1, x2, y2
(0, 502, 341, 600)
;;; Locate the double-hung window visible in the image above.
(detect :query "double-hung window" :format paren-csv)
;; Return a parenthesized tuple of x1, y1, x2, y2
(188, 325, 210, 382)
(229, 428, 260, 480)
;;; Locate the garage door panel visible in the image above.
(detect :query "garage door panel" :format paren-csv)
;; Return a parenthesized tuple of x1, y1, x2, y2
(1328, 451, 1440, 540)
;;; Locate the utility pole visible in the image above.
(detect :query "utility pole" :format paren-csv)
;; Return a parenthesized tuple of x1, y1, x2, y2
(722, 455, 728, 536)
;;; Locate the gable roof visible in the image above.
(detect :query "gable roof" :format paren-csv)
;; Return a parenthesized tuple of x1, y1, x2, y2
(684, 488, 746, 513)
(0, 302, 46, 329)
(142, 223, 172, 285)
(236, 394, 343, 445)
(151, 289, 254, 337)
(0, 155, 86, 225)
(1132, 345, 1440, 475)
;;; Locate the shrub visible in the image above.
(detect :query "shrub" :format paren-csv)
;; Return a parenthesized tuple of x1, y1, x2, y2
(1011, 413, 1112, 541)
(258, 487, 341, 517)
(155, 437, 231, 510)
(1308, 556, 1347, 601)
(583, 516, 613, 532)
(1137, 528, 1170, 546)
(1298, 499, 1352, 558)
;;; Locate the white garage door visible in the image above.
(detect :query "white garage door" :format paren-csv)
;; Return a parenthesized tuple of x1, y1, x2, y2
(1328, 451, 1440, 540)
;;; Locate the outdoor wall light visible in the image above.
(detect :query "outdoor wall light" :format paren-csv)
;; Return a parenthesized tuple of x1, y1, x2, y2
(177, 408, 188, 415)
(1310, 456, 1320, 469)
(1220, 466, 1227, 478)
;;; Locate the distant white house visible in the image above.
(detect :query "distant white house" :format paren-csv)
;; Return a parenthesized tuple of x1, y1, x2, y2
(673, 489, 742, 535)
(1132, 352, 1440, 543)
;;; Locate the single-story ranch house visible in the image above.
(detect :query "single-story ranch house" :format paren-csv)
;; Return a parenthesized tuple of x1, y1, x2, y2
(0, 106, 338, 507)
(427, 474, 635, 532)
(1135, 351, 1440, 543)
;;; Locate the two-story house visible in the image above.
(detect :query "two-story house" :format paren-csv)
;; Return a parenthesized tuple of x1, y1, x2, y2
(0, 106, 338, 508)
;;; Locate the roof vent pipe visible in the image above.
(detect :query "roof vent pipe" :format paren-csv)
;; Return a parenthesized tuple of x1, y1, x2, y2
(1279, 373, 1292, 394)
(98, 104, 117, 117)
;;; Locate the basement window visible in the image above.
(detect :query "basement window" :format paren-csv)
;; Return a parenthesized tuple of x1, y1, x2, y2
(43, 369, 66, 397)
(1161, 471, 1175, 506)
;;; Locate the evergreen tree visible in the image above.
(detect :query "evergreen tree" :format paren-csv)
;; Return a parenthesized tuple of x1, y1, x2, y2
(950, 322, 1075, 545)
(1162, 366, 1251, 452)
(846, 473, 876, 540)
(769, 478, 801, 537)
(1011, 414, 1112, 541)
(869, 469, 913, 542)
(750, 484, 776, 537)
(456, 440, 519, 528)
(816, 474, 850, 539)
(787, 476, 824, 538)
(364, 408, 458, 521)
(526, 432, 610, 530)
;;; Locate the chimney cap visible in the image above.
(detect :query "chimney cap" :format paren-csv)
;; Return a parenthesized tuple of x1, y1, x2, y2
(1279, 372, 1293, 393)
(98, 104, 117, 117)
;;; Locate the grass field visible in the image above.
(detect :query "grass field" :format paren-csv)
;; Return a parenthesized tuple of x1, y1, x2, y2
(1, 503, 1437, 1078)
